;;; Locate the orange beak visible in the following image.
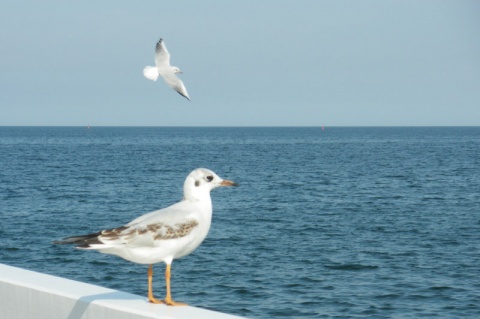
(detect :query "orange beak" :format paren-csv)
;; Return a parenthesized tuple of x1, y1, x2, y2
(220, 180, 238, 187)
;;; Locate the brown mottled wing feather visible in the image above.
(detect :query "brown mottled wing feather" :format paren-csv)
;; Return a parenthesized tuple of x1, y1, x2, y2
(53, 221, 199, 248)
(147, 220, 199, 240)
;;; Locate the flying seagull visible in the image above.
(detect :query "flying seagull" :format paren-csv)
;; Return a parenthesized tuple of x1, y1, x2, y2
(143, 38, 190, 100)
(53, 168, 238, 306)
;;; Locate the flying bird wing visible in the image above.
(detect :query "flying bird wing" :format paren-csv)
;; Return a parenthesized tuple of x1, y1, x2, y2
(162, 73, 190, 100)
(154, 39, 171, 67)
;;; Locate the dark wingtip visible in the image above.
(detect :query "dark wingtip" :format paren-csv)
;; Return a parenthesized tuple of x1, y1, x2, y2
(52, 239, 75, 245)
(155, 38, 163, 51)
(51, 232, 102, 246)
(177, 91, 191, 101)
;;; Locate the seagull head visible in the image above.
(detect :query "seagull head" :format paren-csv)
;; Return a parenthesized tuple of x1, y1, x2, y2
(172, 67, 183, 74)
(183, 168, 238, 201)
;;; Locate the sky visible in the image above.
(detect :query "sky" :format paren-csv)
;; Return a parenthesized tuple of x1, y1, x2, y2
(0, 0, 479, 126)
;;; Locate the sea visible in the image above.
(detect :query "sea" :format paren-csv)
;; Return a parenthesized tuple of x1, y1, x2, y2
(0, 126, 479, 318)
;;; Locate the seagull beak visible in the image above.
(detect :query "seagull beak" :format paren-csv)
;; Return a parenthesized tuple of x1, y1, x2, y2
(220, 180, 238, 187)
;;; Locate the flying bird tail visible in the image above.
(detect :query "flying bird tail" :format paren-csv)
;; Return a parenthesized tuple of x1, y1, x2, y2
(143, 66, 159, 81)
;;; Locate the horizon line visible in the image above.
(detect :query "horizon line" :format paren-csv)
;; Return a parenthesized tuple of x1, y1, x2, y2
(1, 125, 479, 128)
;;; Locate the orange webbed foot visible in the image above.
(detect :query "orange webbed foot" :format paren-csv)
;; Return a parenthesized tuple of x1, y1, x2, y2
(164, 297, 188, 306)
(148, 296, 166, 304)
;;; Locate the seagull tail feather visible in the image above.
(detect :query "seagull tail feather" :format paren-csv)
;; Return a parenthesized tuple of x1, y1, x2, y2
(143, 66, 159, 81)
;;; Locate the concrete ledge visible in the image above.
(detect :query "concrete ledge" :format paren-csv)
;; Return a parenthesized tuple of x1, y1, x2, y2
(0, 263, 247, 319)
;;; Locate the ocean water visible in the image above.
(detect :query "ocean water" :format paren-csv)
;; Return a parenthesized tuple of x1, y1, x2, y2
(0, 126, 479, 318)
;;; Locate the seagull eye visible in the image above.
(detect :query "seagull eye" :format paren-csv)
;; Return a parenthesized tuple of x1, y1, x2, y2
(206, 175, 213, 182)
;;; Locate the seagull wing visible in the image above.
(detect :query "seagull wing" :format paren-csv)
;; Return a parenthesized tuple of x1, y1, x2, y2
(54, 201, 200, 248)
(97, 220, 199, 248)
(101, 201, 199, 247)
(162, 73, 190, 100)
(154, 38, 171, 67)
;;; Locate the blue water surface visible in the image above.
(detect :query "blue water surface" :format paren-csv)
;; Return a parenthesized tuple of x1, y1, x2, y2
(0, 126, 479, 318)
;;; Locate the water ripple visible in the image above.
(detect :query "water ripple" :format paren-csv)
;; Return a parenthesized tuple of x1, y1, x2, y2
(1, 127, 480, 319)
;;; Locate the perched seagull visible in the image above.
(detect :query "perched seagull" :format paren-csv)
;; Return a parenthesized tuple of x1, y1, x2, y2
(53, 168, 237, 306)
(143, 38, 190, 100)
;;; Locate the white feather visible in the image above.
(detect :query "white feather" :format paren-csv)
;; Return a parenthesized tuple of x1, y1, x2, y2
(143, 66, 159, 81)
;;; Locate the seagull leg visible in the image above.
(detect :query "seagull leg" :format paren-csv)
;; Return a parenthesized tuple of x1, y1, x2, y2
(147, 265, 165, 304)
(164, 263, 187, 306)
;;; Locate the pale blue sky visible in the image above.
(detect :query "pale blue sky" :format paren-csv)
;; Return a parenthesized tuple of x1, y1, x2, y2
(1, 0, 479, 126)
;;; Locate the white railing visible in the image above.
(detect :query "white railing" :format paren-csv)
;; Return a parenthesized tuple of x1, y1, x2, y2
(0, 263, 247, 319)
